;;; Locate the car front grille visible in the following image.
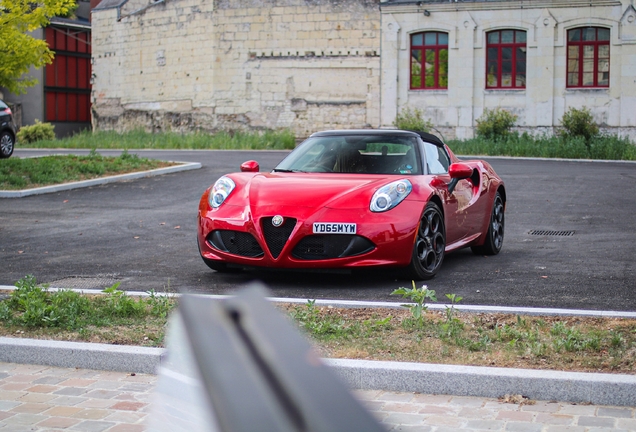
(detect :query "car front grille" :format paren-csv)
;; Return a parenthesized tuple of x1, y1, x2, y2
(207, 230, 264, 258)
(261, 217, 297, 259)
(292, 235, 375, 260)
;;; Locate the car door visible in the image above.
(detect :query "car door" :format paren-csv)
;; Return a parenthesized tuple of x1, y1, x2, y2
(422, 142, 473, 244)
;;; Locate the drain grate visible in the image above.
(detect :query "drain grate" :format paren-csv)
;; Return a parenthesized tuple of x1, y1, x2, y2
(528, 230, 575, 237)
(46, 276, 122, 290)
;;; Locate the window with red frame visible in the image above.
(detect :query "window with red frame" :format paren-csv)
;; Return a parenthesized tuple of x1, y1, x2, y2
(44, 26, 91, 123)
(567, 27, 610, 88)
(486, 30, 526, 89)
(410, 32, 448, 90)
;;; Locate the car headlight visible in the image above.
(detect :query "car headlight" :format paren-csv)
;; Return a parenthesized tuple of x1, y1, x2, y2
(209, 176, 236, 208)
(370, 179, 412, 212)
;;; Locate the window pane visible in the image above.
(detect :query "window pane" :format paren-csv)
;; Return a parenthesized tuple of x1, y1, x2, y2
(516, 31, 527, 43)
(583, 59, 594, 73)
(516, 47, 526, 87)
(439, 74, 448, 88)
(567, 59, 580, 73)
(501, 58, 512, 87)
(516, 72, 526, 87)
(502, 47, 512, 62)
(583, 27, 596, 41)
(568, 73, 578, 86)
(411, 34, 423, 46)
(487, 62, 498, 87)
(487, 47, 498, 63)
(439, 49, 448, 88)
(501, 30, 514, 43)
(583, 72, 594, 86)
(598, 44, 609, 58)
(438, 33, 448, 45)
(597, 58, 609, 86)
(568, 29, 580, 41)
(598, 28, 610, 41)
(424, 49, 435, 87)
(583, 45, 594, 59)
(568, 46, 579, 60)
(411, 50, 422, 88)
(487, 31, 499, 44)
(424, 32, 437, 45)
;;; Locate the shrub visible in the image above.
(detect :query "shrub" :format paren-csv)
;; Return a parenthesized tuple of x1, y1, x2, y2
(394, 107, 433, 132)
(475, 108, 518, 140)
(16, 120, 55, 144)
(560, 106, 599, 141)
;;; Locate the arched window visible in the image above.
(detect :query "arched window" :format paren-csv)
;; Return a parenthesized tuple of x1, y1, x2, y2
(410, 32, 448, 90)
(486, 30, 526, 89)
(567, 27, 610, 88)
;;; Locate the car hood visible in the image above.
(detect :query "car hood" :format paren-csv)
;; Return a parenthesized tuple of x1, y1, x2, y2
(230, 172, 404, 210)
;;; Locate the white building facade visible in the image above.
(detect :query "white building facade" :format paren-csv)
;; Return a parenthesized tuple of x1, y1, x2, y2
(380, 0, 636, 139)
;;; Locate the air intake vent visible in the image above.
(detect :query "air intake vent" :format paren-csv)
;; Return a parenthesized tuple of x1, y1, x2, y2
(261, 217, 297, 259)
(528, 230, 575, 237)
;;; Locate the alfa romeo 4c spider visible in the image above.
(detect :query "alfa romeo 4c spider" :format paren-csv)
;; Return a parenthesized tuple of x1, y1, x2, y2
(197, 129, 505, 280)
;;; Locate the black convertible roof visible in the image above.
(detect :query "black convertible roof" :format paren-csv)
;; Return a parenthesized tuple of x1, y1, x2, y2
(310, 129, 445, 147)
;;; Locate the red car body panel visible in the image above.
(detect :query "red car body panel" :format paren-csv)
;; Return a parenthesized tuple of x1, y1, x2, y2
(197, 131, 505, 274)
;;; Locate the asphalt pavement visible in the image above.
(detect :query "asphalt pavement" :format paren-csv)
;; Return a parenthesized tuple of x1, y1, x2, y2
(2, 149, 636, 311)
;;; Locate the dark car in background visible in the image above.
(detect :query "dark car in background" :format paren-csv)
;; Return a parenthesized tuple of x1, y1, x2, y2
(0, 100, 17, 158)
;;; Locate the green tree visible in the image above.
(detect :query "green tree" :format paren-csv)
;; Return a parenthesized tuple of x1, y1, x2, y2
(0, 0, 76, 94)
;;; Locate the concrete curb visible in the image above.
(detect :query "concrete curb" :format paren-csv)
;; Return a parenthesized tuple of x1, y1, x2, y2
(0, 337, 165, 374)
(327, 359, 636, 407)
(1, 337, 635, 406)
(0, 161, 202, 198)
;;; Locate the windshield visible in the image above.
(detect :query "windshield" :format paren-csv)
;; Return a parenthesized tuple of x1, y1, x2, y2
(274, 135, 422, 175)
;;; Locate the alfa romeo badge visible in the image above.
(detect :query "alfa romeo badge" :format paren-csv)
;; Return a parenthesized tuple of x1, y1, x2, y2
(272, 215, 284, 227)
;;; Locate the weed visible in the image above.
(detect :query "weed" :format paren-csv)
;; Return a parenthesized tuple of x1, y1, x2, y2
(102, 282, 145, 318)
(560, 106, 599, 142)
(393, 107, 433, 132)
(146, 290, 175, 319)
(16, 120, 55, 144)
(475, 108, 518, 140)
(391, 281, 437, 325)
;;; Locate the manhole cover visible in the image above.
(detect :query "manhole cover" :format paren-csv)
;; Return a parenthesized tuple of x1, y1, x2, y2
(46, 276, 122, 290)
(528, 230, 575, 237)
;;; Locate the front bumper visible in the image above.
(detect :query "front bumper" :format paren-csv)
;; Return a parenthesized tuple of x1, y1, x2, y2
(198, 202, 423, 270)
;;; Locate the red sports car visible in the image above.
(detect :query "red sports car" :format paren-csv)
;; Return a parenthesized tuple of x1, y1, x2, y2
(197, 130, 505, 279)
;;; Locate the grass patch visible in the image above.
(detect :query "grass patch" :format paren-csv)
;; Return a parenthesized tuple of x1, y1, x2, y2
(17, 128, 635, 161)
(17, 129, 297, 150)
(1, 277, 635, 373)
(448, 133, 636, 161)
(0, 150, 174, 190)
(0, 276, 176, 347)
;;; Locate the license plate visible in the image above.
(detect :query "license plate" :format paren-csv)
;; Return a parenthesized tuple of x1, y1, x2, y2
(312, 222, 357, 234)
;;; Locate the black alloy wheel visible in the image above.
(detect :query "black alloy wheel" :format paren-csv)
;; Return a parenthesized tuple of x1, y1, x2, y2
(407, 201, 445, 280)
(471, 191, 505, 255)
(0, 131, 14, 158)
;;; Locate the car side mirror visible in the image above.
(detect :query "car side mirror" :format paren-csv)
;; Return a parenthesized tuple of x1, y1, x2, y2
(447, 162, 472, 195)
(240, 160, 259, 172)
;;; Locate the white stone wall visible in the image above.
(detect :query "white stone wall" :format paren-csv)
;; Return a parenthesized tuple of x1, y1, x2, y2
(91, 0, 380, 136)
(380, 0, 636, 140)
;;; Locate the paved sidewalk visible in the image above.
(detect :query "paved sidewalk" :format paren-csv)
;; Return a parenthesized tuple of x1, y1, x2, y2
(1, 362, 636, 431)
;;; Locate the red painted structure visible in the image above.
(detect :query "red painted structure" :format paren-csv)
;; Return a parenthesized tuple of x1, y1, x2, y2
(44, 26, 91, 124)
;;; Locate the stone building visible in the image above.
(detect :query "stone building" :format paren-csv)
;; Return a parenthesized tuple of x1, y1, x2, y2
(91, 0, 636, 139)
(381, 0, 636, 139)
(91, 0, 381, 137)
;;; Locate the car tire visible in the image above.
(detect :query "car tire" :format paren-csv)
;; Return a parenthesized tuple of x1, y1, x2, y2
(0, 131, 14, 158)
(471, 192, 505, 256)
(407, 201, 445, 280)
